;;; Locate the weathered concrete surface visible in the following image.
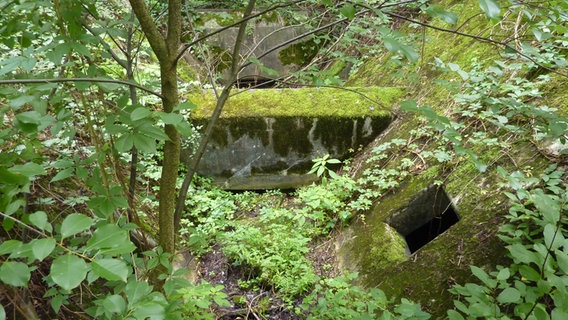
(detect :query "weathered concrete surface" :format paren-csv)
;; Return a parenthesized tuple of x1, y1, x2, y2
(184, 87, 403, 189)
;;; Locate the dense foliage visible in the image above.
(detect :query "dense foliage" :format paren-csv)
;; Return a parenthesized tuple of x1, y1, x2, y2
(0, 0, 566, 319)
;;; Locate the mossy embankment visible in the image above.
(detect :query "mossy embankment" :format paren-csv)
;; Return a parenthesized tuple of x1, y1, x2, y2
(335, 0, 567, 317)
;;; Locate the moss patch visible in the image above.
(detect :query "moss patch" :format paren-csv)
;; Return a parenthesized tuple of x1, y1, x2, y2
(187, 87, 404, 119)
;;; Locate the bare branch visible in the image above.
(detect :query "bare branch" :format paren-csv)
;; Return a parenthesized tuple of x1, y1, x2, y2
(0, 78, 163, 98)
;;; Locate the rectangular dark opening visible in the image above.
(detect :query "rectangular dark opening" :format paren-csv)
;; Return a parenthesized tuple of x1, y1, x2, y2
(404, 204, 459, 254)
(387, 185, 460, 254)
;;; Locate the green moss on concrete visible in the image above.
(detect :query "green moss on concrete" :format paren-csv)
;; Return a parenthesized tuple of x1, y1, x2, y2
(346, 0, 499, 108)
(541, 74, 568, 115)
(188, 87, 404, 119)
(278, 39, 320, 66)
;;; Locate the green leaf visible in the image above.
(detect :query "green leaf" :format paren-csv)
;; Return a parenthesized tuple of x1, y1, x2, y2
(0, 262, 30, 287)
(544, 224, 562, 250)
(30, 238, 56, 261)
(401, 100, 418, 112)
(92, 258, 129, 282)
(496, 268, 510, 281)
(29, 211, 52, 232)
(102, 295, 126, 314)
(340, 4, 356, 19)
(51, 167, 74, 182)
(131, 301, 166, 320)
(133, 134, 157, 153)
(497, 287, 521, 304)
(470, 266, 496, 288)
(447, 310, 465, 320)
(130, 107, 152, 121)
(509, 243, 537, 264)
(125, 281, 153, 305)
(425, 5, 458, 25)
(60, 213, 93, 240)
(114, 133, 134, 152)
(0, 167, 28, 185)
(383, 37, 419, 63)
(157, 112, 183, 125)
(86, 224, 135, 255)
(50, 254, 89, 291)
(0, 240, 22, 255)
(0, 304, 5, 320)
(8, 162, 46, 177)
(478, 0, 501, 19)
(555, 249, 568, 273)
(173, 101, 196, 112)
(15, 110, 41, 124)
(533, 192, 560, 224)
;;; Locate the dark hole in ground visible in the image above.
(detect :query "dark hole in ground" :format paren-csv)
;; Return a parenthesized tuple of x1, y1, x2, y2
(387, 185, 460, 254)
(235, 76, 278, 89)
(404, 203, 460, 253)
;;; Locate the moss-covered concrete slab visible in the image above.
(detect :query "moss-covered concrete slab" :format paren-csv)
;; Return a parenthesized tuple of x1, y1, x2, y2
(184, 87, 403, 189)
(188, 86, 403, 119)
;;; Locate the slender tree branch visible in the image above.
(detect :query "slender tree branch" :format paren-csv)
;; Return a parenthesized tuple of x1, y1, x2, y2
(0, 78, 163, 98)
(81, 21, 128, 69)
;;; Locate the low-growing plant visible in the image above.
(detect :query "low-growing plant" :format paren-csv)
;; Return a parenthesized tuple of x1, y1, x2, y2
(301, 272, 431, 319)
(220, 220, 317, 299)
(448, 165, 568, 319)
(175, 280, 231, 320)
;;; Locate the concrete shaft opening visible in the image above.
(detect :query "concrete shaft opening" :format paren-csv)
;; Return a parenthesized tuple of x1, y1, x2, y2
(387, 185, 459, 254)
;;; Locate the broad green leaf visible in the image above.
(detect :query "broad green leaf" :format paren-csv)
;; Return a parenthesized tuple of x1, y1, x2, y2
(157, 112, 183, 125)
(470, 266, 496, 288)
(340, 4, 356, 19)
(383, 37, 419, 63)
(0, 261, 31, 287)
(130, 107, 152, 121)
(125, 280, 153, 305)
(497, 287, 521, 304)
(425, 5, 458, 25)
(0, 304, 5, 320)
(0, 240, 22, 255)
(173, 101, 196, 112)
(102, 294, 126, 314)
(496, 268, 510, 281)
(556, 249, 568, 273)
(50, 167, 74, 182)
(30, 238, 56, 261)
(509, 243, 537, 264)
(131, 301, 166, 320)
(15, 110, 41, 124)
(50, 254, 89, 290)
(114, 133, 134, 152)
(544, 224, 562, 250)
(0, 167, 28, 185)
(29, 211, 51, 232)
(133, 134, 157, 153)
(86, 224, 135, 255)
(533, 192, 560, 224)
(87, 196, 124, 219)
(60, 213, 93, 240)
(92, 258, 129, 282)
(478, 0, 501, 19)
(447, 310, 465, 320)
(8, 162, 46, 177)
(518, 265, 541, 282)
(401, 100, 418, 112)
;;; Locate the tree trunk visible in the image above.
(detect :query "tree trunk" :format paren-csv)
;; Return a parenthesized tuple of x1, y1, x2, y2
(129, 0, 182, 253)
